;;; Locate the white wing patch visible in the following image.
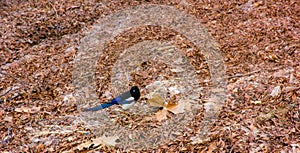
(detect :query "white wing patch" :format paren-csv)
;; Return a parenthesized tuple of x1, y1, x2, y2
(121, 97, 135, 110)
(121, 102, 135, 110)
(125, 97, 135, 101)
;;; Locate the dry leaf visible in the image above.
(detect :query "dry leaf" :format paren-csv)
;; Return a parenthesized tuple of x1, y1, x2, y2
(75, 139, 99, 150)
(75, 136, 118, 151)
(63, 93, 76, 103)
(155, 109, 168, 121)
(168, 86, 181, 95)
(15, 106, 41, 113)
(253, 1, 263, 7)
(183, 100, 192, 111)
(166, 101, 185, 114)
(170, 68, 184, 73)
(207, 142, 218, 153)
(251, 100, 262, 104)
(103, 90, 113, 99)
(147, 93, 165, 107)
(270, 86, 281, 97)
(99, 135, 119, 147)
(4, 116, 13, 122)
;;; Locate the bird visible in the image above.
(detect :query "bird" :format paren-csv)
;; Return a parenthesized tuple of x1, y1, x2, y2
(84, 86, 140, 111)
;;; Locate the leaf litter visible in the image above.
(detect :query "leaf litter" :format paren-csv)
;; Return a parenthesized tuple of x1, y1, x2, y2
(0, 0, 299, 152)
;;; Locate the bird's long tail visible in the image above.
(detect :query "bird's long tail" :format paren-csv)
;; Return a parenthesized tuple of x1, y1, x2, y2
(84, 101, 117, 111)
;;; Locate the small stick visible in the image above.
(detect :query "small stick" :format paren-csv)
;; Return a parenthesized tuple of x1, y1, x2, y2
(0, 71, 27, 102)
(227, 66, 284, 79)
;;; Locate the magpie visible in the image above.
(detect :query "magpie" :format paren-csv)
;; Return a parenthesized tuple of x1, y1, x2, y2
(84, 86, 140, 111)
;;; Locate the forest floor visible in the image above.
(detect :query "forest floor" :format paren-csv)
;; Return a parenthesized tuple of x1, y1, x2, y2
(0, 0, 299, 152)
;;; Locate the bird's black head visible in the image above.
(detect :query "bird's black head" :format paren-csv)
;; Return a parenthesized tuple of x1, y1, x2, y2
(130, 86, 140, 101)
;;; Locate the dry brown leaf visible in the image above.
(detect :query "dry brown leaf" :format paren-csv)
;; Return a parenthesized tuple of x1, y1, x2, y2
(99, 135, 119, 147)
(166, 101, 185, 114)
(15, 106, 41, 113)
(155, 109, 168, 121)
(147, 93, 166, 107)
(207, 142, 218, 153)
(75, 140, 98, 151)
(4, 116, 13, 122)
(63, 93, 76, 103)
(251, 100, 262, 104)
(75, 136, 118, 151)
(270, 86, 281, 97)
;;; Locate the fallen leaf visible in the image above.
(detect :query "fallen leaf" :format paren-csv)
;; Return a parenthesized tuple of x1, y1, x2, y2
(251, 100, 262, 104)
(166, 101, 185, 114)
(15, 106, 41, 113)
(4, 116, 13, 122)
(183, 100, 192, 111)
(155, 108, 168, 121)
(207, 142, 218, 153)
(259, 111, 274, 121)
(75, 140, 98, 150)
(99, 135, 119, 147)
(170, 68, 184, 73)
(75, 136, 118, 151)
(147, 93, 166, 107)
(270, 86, 281, 97)
(253, 1, 263, 7)
(103, 90, 113, 99)
(63, 93, 76, 103)
(168, 86, 181, 95)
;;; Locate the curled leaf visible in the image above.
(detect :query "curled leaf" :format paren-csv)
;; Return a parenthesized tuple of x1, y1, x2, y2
(166, 101, 185, 114)
(147, 93, 166, 107)
(155, 108, 168, 121)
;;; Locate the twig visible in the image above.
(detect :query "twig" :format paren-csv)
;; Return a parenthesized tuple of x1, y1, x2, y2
(0, 87, 12, 97)
(0, 71, 25, 84)
(227, 66, 284, 79)
(0, 70, 27, 90)
(47, 1, 59, 18)
(0, 71, 27, 103)
(0, 93, 23, 103)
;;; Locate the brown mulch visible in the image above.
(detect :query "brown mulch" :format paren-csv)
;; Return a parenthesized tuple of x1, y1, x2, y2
(1, 0, 299, 152)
